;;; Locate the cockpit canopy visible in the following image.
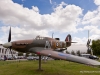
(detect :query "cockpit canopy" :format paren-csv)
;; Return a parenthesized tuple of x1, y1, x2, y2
(55, 38, 60, 40)
(35, 35, 44, 40)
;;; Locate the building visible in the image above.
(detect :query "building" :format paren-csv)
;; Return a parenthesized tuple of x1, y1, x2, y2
(67, 44, 87, 53)
(0, 44, 18, 58)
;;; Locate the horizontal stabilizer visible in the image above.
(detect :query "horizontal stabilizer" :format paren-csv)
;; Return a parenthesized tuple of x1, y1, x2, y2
(66, 41, 77, 43)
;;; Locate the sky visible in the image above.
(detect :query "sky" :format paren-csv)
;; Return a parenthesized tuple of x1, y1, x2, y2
(0, 0, 100, 52)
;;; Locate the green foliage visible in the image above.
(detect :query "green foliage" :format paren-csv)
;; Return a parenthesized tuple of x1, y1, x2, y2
(31, 53, 36, 56)
(66, 50, 70, 54)
(91, 39, 100, 55)
(76, 50, 81, 56)
(26, 52, 29, 57)
(71, 50, 75, 55)
(18, 52, 23, 56)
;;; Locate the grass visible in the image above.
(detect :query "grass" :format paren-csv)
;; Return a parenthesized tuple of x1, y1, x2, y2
(0, 60, 100, 75)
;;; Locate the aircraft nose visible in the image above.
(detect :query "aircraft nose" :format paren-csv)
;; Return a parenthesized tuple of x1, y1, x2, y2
(3, 42, 12, 48)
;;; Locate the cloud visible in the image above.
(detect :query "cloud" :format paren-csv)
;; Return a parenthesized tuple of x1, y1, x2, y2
(0, 1, 82, 32)
(0, 26, 49, 42)
(0, 0, 82, 33)
(78, 25, 99, 32)
(90, 34, 100, 40)
(82, 10, 100, 26)
(22, 0, 25, 2)
(43, 2, 82, 32)
(1, 0, 100, 45)
(68, 0, 100, 45)
(73, 37, 87, 44)
(94, 0, 100, 6)
(49, 0, 52, 4)
(32, 6, 39, 12)
(77, 0, 100, 42)
(82, 0, 100, 26)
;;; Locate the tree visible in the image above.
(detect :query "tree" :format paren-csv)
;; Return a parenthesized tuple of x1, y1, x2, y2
(31, 53, 35, 56)
(76, 50, 81, 56)
(71, 50, 75, 55)
(66, 50, 70, 54)
(26, 52, 30, 57)
(91, 39, 100, 55)
(87, 39, 91, 54)
(18, 52, 23, 56)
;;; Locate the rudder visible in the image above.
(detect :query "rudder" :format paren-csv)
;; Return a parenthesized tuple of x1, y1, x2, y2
(65, 34, 72, 47)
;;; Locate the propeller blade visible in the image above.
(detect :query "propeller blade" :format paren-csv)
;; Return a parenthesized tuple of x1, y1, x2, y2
(8, 27, 11, 42)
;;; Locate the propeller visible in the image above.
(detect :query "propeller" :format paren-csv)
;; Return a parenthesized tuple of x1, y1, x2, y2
(8, 27, 14, 59)
(3, 27, 14, 59)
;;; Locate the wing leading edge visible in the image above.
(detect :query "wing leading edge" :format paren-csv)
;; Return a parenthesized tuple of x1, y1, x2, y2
(29, 47, 100, 66)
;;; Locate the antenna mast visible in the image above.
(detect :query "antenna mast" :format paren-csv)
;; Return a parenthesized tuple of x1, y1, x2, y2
(88, 30, 89, 39)
(52, 32, 54, 38)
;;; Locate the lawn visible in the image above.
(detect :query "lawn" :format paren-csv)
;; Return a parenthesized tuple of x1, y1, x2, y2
(0, 60, 100, 75)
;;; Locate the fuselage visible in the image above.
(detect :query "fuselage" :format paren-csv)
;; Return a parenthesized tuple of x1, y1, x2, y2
(11, 36, 68, 52)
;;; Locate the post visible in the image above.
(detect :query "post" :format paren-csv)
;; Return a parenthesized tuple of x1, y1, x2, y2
(88, 30, 89, 40)
(87, 30, 90, 54)
(52, 32, 54, 38)
(37, 55, 43, 71)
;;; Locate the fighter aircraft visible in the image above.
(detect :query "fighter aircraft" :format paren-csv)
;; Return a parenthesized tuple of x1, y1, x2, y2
(3, 27, 100, 70)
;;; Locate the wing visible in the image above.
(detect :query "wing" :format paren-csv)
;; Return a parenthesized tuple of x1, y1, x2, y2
(29, 47, 100, 66)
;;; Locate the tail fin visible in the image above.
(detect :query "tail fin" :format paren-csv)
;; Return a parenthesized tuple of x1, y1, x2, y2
(65, 34, 77, 47)
(65, 34, 72, 47)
